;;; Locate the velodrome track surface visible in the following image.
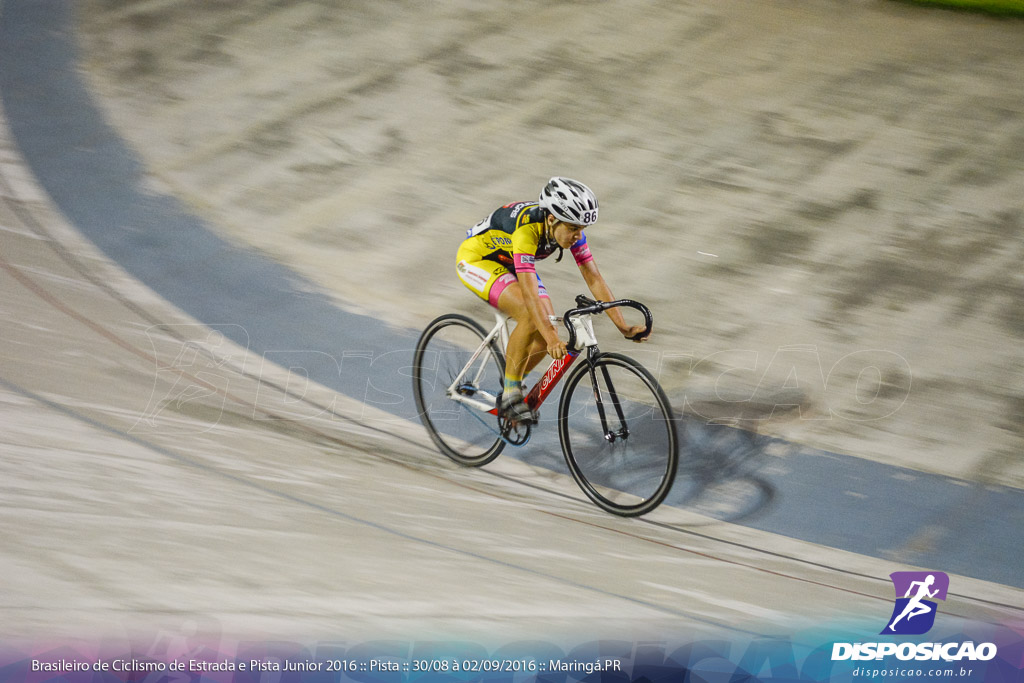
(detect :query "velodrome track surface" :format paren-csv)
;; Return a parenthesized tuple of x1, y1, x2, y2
(1, 0, 1023, 645)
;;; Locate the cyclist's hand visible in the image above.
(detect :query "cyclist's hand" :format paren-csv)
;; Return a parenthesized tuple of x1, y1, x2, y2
(547, 338, 568, 360)
(623, 324, 650, 342)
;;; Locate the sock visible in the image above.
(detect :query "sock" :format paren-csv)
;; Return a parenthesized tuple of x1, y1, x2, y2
(503, 377, 522, 396)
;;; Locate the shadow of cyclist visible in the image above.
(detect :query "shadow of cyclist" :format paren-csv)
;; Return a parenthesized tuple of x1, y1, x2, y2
(663, 387, 809, 523)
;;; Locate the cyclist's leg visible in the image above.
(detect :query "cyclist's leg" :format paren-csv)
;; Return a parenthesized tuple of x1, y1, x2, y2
(515, 308, 555, 379)
(496, 281, 553, 382)
(519, 275, 554, 379)
(455, 248, 551, 410)
(455, 249, 530, 403)
(493, 283, 548, 422)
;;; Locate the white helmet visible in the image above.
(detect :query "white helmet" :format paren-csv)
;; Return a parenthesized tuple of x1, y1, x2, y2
(539, 177, 599, 226)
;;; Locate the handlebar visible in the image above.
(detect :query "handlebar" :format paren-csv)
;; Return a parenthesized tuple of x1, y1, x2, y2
(562, 295, 653, 350)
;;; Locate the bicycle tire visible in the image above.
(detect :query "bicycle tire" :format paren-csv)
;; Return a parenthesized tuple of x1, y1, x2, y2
(412, 314, 506, 467)
(558, 352, 678, 516)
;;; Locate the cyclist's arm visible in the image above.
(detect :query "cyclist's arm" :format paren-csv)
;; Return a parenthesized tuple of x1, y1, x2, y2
(578, 258, 650, 341)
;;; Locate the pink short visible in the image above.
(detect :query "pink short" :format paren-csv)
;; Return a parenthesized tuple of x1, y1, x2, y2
(487, 272, 548, 308)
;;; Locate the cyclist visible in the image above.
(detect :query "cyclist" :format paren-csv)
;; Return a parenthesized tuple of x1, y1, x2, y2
(456, 177, 649, 424)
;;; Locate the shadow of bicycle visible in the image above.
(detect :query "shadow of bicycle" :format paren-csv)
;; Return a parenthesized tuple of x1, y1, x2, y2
(662, 388, 808, 523)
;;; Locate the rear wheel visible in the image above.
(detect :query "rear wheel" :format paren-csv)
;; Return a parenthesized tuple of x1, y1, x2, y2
(412, 314, 506, 466)
(558, 352, 678, 516)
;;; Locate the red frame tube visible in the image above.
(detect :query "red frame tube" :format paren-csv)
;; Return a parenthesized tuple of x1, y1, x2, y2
(526, 350, 579, 411)
(486, 350, 579, 416)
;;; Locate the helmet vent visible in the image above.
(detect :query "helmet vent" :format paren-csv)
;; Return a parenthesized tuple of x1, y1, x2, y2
(538, 176, 599, 226)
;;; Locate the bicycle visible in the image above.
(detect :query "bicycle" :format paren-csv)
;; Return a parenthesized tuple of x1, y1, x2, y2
(411, 295, 679, 517)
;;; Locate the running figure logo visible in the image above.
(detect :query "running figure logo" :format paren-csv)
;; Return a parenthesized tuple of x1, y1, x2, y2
(881, 571, 949, 635)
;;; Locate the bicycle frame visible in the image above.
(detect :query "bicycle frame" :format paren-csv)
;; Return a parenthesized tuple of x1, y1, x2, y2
(442, 312, 511, 415)
(521, 350, 579, 415)
(418, 296, 673, 515)
(445, 306, 607, 418)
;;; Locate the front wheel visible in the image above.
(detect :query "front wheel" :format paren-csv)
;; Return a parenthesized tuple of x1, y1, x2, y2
(412, 314, 506, 466)
(558, 352, 679, 516)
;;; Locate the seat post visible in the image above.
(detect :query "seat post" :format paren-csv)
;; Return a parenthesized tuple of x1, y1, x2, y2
(494, 310, 512, 349)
